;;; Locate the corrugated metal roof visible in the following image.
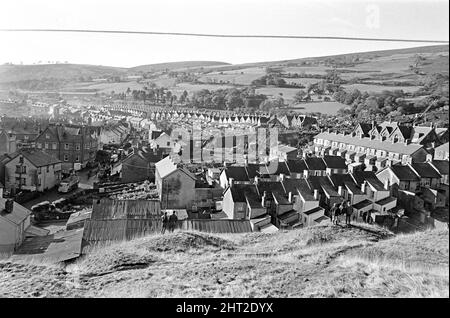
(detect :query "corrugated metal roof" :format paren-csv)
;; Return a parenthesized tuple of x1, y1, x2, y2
(66, 210, 92, 230)
(10, 229, 83, 263)
(92, 199, 161, 220)
(180, 219, 252, 233)
(83, 219, 161, 243)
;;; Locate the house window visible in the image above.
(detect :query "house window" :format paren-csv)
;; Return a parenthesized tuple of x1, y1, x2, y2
(45, 143, 49, 149)
(64, 154, 69, 161)
(167, 141, 170, 146)
(52, 143, 57, 150)
(46, 166, 50, 173)
(45, 134, 50, 139)
(65, 143, 69, 150)
(76, 143, 81, 150)
(37, 143, 42, 149)
(16, 165, 26, 174)
(75, 156, 80, 162)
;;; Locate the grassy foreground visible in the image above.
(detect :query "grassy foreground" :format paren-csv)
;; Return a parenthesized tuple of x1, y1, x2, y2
(0, 224, 448, 298)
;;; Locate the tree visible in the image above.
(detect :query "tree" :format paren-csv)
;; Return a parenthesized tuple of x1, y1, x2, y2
(293, 90, 307, 103)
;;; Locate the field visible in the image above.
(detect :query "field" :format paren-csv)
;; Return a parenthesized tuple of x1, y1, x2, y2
(0, 225, 447, 298)
(342, 83, 423, 94)
(288, 101, 348, 115)
(63, 81, 145, 94)
(199, 67, 266, 85)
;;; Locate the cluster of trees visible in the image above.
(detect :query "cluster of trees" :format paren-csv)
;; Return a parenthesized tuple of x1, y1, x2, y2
(187, 87, 267, 110)
(334, 73, 450, 119)
(334, 88, 415, 118)
(112, 86, 189, 106)
(168, 71, 199, 83)
(251, 75, 290, 87)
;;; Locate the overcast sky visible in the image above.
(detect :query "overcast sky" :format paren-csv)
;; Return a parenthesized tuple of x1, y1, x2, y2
(0, 0, 448, 67)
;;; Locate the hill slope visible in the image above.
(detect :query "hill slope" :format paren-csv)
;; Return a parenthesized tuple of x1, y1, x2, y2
(129, 61, 231, 73)
(0, 64, 126, 83)
(0, 224, 447, 298)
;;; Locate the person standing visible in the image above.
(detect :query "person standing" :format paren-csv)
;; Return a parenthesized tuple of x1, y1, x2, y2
(161, 212, 168, 234)
(330, 203, 337, 225)
(343, 201, 352, 225)
(169, 211, 178, 232)
(335, 203, 342, 225)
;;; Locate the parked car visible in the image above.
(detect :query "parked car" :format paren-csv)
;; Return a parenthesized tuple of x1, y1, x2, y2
(58, 175, 80, 193)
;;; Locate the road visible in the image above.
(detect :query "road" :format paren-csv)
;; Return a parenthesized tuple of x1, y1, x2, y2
(22, 167, 97, 210)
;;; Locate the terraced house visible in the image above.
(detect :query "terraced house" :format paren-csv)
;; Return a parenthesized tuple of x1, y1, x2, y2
(35, 124, 99, 173)
(313, 124, 433, 167)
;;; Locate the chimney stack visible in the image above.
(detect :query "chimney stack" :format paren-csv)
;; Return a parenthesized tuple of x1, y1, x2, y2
(384, 179, 389, 191)
(229, 178, 234, 188)
(288, 191, 293, 203)
(279, 173, 285, 182)
(254, 176, 260, 185)
(313, 189, 319, 200)
(361, 181, 366, 194)
(4, 199, 14, 214)
(338, 185, 343, 196)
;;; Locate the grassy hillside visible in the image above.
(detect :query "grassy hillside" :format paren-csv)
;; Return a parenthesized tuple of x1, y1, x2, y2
(0, 64, 126, 83)
(129, 61, 231, 73)
(0, 224, 447, 298)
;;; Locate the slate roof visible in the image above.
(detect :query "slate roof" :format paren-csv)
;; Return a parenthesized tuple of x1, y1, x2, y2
(282, 178, 314, 201)
(365, 178, 386, 191)
(351, 171, 378, 186)
(8, 149, 61, 167)
(390, 165, 420, 181)
(223, 166, 250, 182)
(256, 181, 286, 199)
(432, 160, 449, 175)
(323, 156, 347, 169)
(329, 174, 355, 188)
(286, 159, 307, 174)
(305, 157, 326, 171)
(411, 162, 442, 179)
(228, 184, 258, 203)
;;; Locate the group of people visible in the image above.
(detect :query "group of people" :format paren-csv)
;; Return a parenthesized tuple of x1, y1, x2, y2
(330, 201, 353, 225)
(161, 211, 179, 234)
